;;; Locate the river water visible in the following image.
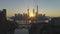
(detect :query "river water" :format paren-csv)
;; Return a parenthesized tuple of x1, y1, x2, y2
(14, 29, 29, 34)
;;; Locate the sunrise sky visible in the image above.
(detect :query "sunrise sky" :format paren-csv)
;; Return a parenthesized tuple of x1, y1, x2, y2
(0, 0, 60, 17)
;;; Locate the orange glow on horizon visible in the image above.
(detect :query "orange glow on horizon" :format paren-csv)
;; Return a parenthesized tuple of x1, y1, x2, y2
(29, 12, 35, 18)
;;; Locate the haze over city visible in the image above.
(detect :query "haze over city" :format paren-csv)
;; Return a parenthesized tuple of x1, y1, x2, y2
(0, 0, 60, 17)
(0, 0, 60, 34)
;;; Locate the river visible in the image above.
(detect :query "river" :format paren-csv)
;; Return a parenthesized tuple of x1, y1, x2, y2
(14, 29, 29, 34)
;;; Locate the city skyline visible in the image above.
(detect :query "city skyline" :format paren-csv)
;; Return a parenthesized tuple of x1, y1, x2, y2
(0, 0, 60, 17)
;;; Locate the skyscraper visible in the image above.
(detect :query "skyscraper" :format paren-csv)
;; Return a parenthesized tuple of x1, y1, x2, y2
(33, 9, 35, 14)
(27, 9, 29, 17)
(36, 5, 38, 17)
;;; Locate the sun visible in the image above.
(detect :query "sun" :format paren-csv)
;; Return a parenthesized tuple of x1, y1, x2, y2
(29, 12, 35, 17)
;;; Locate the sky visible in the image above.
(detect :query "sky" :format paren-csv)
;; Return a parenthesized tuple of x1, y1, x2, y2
(0, 0, 60, 17)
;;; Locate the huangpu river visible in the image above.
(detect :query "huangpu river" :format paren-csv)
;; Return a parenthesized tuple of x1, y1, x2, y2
(14, 29, 29, 34)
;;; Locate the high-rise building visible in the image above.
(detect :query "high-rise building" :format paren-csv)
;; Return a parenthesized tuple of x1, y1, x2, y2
(0, 9, 6, 22)
(33, 9, 35, 14)
(27, 9, 29, 17)
(2, 9, 6, 20)
(36, 5, 38, 17)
